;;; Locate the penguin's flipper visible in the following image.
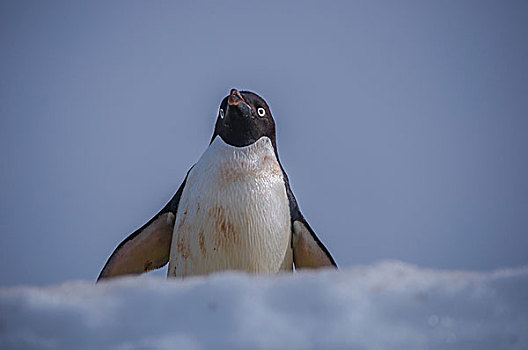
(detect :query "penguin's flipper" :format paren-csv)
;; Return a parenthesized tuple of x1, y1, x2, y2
(97, 177, 187, 281)
(292, 219, 336, 269)
(283, 175, 337, 270)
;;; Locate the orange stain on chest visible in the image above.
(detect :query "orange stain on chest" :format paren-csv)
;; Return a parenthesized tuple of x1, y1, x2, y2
(175, 203, 242, 262)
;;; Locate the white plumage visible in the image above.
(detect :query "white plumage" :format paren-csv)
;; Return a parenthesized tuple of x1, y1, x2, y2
(167, 136, 291, 277)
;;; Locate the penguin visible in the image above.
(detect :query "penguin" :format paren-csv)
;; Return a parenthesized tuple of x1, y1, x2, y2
(98, 89, 337, 281)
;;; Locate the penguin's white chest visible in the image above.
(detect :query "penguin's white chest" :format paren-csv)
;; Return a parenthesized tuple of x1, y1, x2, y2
(168, 136, 291, 277)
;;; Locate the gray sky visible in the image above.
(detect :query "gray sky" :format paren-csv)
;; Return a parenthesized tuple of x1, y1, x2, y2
(1, 1, 527, 286)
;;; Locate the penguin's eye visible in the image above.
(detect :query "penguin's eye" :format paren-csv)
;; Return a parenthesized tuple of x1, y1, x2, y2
(219, 109, 224, 119)
(257, 107, 266, 117)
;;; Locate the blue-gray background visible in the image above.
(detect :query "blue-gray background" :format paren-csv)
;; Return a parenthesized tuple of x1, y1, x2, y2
(1, 1, 527, 286)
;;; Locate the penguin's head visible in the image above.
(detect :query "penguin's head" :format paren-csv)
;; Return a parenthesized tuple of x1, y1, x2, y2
(212, 89, 276, 148)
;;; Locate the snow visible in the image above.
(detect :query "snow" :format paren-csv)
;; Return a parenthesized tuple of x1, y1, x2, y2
(1, 261, 527, 349)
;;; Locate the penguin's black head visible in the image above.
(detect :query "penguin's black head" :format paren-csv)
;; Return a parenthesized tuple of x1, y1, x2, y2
(211, 89, 276, 148)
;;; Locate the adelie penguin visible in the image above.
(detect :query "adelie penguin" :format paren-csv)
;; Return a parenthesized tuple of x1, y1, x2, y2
(98, 89, 337, 280)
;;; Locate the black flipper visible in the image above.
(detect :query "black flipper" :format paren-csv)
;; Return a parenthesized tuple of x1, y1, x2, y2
(283, 172, 337, 269)
(97, 175, 188, 281)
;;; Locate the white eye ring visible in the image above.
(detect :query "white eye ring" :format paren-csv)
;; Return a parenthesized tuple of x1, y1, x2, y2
(257, 107, 266, 117)
(219, 109, 224, 119)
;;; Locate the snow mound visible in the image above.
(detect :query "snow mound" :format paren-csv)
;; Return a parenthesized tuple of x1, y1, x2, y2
(1, 261, 527, 349)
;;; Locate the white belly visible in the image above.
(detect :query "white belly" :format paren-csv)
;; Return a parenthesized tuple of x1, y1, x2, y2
(168, 136, 291, 277)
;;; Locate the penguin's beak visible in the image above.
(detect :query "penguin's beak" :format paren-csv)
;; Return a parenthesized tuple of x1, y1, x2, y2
(228, 89, 252, 117)
(229, 89, 247, 106)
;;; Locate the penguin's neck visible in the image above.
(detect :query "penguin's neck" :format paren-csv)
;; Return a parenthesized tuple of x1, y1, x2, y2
(206, 136, 281, 179)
